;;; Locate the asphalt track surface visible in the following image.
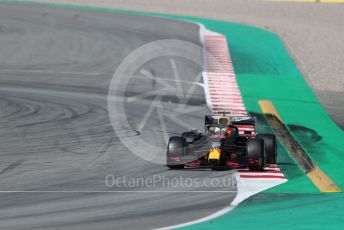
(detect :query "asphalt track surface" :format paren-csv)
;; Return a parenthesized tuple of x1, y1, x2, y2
(36, 0, 344, 129)
(0, 4, 236, 230)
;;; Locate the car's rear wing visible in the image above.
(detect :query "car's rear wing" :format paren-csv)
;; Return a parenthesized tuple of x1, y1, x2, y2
(205, 112, 232, 125)
(205, 114, 256, 137)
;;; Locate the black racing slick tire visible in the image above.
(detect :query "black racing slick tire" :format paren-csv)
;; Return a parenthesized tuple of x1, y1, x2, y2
(246, 138, 266, 171)
(167, 136, 186, 169)
(256, 134, 277, 164)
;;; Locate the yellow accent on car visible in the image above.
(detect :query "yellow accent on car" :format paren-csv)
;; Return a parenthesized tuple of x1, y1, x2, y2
(208, 149, 221, 160)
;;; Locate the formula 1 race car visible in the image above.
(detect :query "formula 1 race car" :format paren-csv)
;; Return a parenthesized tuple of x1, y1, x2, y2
(166, 113, 277, 170)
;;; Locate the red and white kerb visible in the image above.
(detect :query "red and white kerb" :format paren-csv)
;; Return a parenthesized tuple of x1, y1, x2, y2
(203, 31, 247, 116)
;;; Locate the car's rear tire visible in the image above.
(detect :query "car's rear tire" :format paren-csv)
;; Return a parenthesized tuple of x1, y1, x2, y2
(256, 134, 277, 164)
(247, 138, 265, 170)
(167, 136, 186, 169)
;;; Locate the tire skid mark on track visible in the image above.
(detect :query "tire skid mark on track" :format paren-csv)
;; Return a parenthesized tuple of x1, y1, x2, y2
(0, 5, 237, 229)
(0, 160, 24, 176)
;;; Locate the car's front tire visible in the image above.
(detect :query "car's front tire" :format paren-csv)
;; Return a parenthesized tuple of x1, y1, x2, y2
(256, 134, 277, 164)
(166, 136, 186, 169)
(247, 138, 266, 170)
